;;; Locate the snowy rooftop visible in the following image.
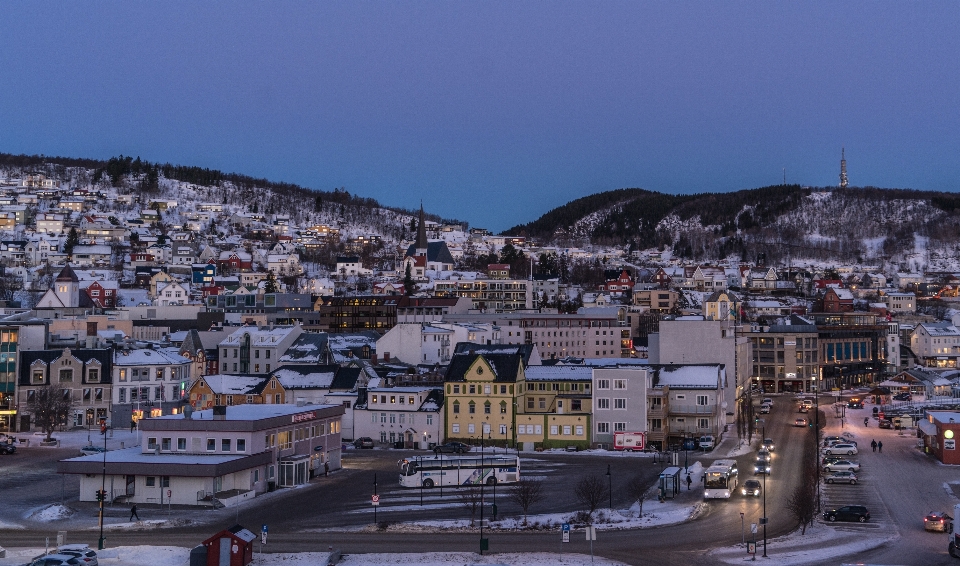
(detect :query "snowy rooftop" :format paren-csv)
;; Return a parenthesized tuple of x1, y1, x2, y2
(61, 446, 246, 465)
(524, 365, 594, 381)
(273, 368, 336, 389)
(154, 403, 334, 421)
(654, 365, 722, 388)
(114, 348, 190, 366)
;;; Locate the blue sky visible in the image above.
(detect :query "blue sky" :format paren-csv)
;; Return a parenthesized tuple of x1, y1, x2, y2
(2, 2, 958, 232)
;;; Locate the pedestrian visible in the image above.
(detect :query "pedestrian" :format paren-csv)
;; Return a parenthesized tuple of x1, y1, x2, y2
(864, 417, 869, 427)
(130, 420, 136, 433)
(871, 439, 877, 452)
(130, 504, 140, 521)
(324, 461, 329, 477)
(686, 474, 692, 491)
(878, 441, 883, 453)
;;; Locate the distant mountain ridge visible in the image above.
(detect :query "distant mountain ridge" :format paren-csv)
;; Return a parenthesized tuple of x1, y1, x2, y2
(507, 185, 960, 271)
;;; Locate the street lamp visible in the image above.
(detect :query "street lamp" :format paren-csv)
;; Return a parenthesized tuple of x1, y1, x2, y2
(479, 432, 487, 555)
(606, 464, 612, 510)
(759, 418, 767, 558)
(813, 384, 821, 513)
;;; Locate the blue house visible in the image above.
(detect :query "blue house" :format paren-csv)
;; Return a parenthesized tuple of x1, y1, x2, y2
(192, 262, 217, 285)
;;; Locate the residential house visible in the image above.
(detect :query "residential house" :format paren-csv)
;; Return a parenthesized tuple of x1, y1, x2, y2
(18, 348, 113, 430)
(217, 325, 304, 375)
(111, 347, 192, 425)
(354, 386, 443, 448)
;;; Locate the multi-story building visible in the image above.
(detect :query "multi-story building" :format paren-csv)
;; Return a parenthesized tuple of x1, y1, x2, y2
(0, 321, 47, 432)
(883, 292, 917, 314)
(433, 278, 533, 312)
(112, 346, 193, 426)
(910, 322, 960, 369)
(443, 352, 524, 448)
(18, 347, 114, 430)
(217, 325, 303, 375)
(519, 365, 593, 450)
(313, 295, 399, 333)
(632, 289, 679, 313)
(591, 366, 647, 449)
(649, 364, 726, 451)
(354, 386, 443, 448)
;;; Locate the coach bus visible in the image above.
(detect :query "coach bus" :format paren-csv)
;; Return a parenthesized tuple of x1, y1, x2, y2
(703, 459, 739, 499)
(398, 454, 520, 488)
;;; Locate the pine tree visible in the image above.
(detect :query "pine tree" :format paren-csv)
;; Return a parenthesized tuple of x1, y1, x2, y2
(264, 270, 279, 294)
(403, 263, 415, 296)
(64, 227, 79, 257)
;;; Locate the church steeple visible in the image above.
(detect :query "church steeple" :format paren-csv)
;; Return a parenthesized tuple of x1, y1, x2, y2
(415, 201, 428, 256)
(839, 147, 848, 188)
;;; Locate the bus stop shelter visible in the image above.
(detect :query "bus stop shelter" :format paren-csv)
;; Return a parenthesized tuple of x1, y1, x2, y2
(659, 466, 681, 500)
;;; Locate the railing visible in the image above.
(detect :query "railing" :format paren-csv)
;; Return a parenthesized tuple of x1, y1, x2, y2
(669, 404, 718, 415)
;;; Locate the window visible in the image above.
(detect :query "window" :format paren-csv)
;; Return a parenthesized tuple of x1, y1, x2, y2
(88, 369, 99, 382)
(500, 401, 507, 414)
(237, 439, 245, 452)
(222, 439, 231, 452)
(59, 369, 73, 382)
(614, 398, 626, 409)
(563, 425, 571, 435)
(161, 438, 171, 451)
(597, 398, 610, 410)
(527, 398, 534, 409)
(453, 401, 460, 414)
(484, 402, 491, 414)
(468, 401, 476, 414)
(147, 437, 157, 449)
(614, 422, 627, 432)
(575, 425, 584, 436)
(538, 397, 546, 409)
(550, 425, 558, 435)
(278, 431, 292, 450)
(207, 439, 216, 451)
(146, 477, 156, 487)
(119, 388, 126, 403)
(467, 423, 475, 434)
(160, 476, 170, 488)
(177, 438, 186, 451)
(699, 418, 709, 429)
(452, 423, 460, 434)
(32, 370, 44, 384)
(484, 385, 491, 394)
(697, 395, 709, 406)
(613, 379, 626, 390)
(426, 415, 433, 425)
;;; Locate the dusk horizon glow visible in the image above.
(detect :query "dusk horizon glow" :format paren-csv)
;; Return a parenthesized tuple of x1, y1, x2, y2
(2, 2, 958, 232)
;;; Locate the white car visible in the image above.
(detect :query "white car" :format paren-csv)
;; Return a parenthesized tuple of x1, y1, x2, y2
(823, 443, 858, 456)
(762, 398, 774, 406)
(823, 459, 861, 472)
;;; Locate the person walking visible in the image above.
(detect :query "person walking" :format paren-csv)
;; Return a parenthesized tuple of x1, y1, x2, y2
(324, 461, 329, 477)
(871, 439, 877, 452)
(130, 420, 136, 433)
(686, 474, 693, 491)
(878, 441, 883, 453)
(130, 504, 140, 521)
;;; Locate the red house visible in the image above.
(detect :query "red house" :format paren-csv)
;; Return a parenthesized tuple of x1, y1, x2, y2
(820, 287, 854, 313)
(82, 280, 117, 308)
(601, 269, 635, 297)
(201, 524, 255, 566)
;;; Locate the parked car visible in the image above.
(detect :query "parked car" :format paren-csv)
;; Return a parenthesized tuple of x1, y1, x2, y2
(25, 554, 83, 566)
(753, 459, 771, 474)
(823, 459, 861, 472)
(79, 445, 107, 457)
(878, 419, 893, 429)
(825, 471, 858, 484)
(795, 418, 808, 427)
(698, 435, 716, 450)
(353, 437, 374, 449)
(824, 437, 857, 447)
(434, 442, 471, 454)
(925, 511, 953, 533)
(823, 443, 858, 456)
(761, 438, 775, 452)
(823, 505, 870, 523)
(741, 479, 762, 497)
(54, 546, 98, 566)
(822, 455, 846, 466)
(893, 392, 913, 401)
(0, 441, 16, 455)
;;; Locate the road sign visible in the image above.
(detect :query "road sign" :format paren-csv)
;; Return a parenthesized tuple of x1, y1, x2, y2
(562, 523, 570, 543)
(262, 524, 268, 533)
(750, 523, 758, 534)
(585, 526, 596, 541)
(372, 494, 380, 506)
(747, 541, 756, 555)
(166, 489, 171, 498)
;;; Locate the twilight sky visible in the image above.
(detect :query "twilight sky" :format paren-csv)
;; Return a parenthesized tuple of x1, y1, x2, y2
(2, 2, 958, 232)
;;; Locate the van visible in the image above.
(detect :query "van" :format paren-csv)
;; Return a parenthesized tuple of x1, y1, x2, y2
(699, 435, 716, 450)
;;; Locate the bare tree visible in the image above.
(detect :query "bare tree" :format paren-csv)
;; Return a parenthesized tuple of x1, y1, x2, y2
(786, 482, 817, 534)
(623, 474, 648, 518)
(574, 475, 606, 521)
(27, 384, 75, 441)
(457, 485, 483, 526)
(509, 478, 544, 525)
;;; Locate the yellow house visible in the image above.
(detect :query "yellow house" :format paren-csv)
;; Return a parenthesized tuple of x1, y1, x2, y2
(444, 353, 593, 450)
(443, 353, 524, 448)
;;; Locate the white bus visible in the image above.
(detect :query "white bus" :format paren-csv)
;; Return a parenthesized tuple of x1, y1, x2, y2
(704, 459, 739, 499)
(398, 455, 520, 488)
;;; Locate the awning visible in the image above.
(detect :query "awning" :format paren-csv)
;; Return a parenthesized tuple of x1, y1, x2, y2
(919, 420, 938, 436)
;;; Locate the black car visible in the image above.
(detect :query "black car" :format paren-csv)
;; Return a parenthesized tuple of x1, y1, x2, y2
(893, 392, 912, 401)
(353, 437, 374, 449)
(823, 505, 870, 523)
(434, 442, 471, 454)
(878, 419, 893, 429)
(0, 441, 16, 455)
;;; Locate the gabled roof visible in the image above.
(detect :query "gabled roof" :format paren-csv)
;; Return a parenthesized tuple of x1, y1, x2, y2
(405, 241, 455, 265)
(444, 353, 523, 383)
(649, 364, 724, 389)
(453, 342, 539, 366)
(56, 264, 79, 282)
(195, 374, 267, 395)
(271, 365, 339, 389)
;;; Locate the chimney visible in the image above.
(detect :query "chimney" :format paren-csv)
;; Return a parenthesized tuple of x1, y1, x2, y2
(86, 321, 98, 337)
(383, 352, 390, 363)
(213, 405, 227, 421)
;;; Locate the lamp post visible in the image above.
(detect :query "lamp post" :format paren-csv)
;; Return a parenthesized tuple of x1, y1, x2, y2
(760, 418, 767, 558)
(98, 419, 107, 550)
(479, 432, 486, 555)
(606, 464, 612, 510)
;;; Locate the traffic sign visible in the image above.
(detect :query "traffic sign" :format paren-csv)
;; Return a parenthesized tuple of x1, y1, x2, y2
(372, 494, 380, 506)
(750, 523, 758, 534)
(562, 523, 570, 543)
(261, 524, 267, 545)
(166, 489, 172, 498)
(585, 526, 596, 541)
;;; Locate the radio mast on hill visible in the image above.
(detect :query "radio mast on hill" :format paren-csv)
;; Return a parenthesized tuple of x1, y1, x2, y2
(839, 148, 848, 188)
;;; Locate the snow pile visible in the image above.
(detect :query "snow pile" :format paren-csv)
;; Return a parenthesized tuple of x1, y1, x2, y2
(28, 504, 75, 522)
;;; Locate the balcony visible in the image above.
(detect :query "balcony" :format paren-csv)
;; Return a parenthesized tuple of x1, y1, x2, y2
(669, 404, 718, 416)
